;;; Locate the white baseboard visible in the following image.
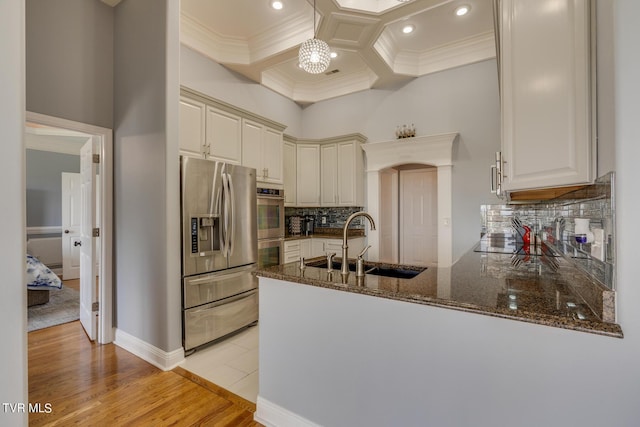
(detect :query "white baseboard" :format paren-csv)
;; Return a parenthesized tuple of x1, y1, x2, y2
(254, 396, 321, 427)
(113, 328, 185, 371)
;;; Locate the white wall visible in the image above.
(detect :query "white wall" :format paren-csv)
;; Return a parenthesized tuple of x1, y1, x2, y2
(180, 46, 303, 137)
(302, 60, 503, 261)
(0, 1, 28, 425)
(257, 1, 640, 426)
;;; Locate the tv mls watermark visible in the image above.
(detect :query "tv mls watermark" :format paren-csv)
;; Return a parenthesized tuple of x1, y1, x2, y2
(2, 402, 53, 414)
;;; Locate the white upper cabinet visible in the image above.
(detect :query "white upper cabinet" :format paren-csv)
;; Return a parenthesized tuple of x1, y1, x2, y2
(320, 137, 365, 206)
(242, 119, 284, 185)
(283, 139, 297, 206)
(498, 0, 594, 193)
(296, 144, 320, 206)
(206, 106, 242, 164)
(180, 87, 287, 179)
(288, 134, 366, 207)
(336, 139, 364, 206)
(320, 144, 338, 205)
(179, 96, 206, 158)
(263, 127, 283, 184)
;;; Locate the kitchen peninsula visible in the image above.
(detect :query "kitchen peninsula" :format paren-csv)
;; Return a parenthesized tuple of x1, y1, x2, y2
(254, 245, 623, 427)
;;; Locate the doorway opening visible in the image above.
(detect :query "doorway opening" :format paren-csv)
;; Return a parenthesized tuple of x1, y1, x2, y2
(362, 132, 457, 267)
(379, 164, 438, 266)
(25, 112, 113, 344)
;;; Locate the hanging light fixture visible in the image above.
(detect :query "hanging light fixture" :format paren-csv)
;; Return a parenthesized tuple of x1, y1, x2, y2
(298, 0, 330, 74)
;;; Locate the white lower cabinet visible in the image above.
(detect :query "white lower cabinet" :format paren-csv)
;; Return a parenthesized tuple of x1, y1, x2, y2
(284, 240, 301, 264)
(284, 239, 312, 264)
(310, 237, 366, 259)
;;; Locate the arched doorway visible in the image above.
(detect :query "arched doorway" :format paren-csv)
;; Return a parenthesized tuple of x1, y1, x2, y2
(362, 133, 457, 267)
(379, 164, 438, 266)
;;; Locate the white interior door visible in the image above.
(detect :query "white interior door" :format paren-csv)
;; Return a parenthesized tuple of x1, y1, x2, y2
(379, 168, 398, 263)
(79, 138, 98, 340)
(400, 168, 438, 267)
(61, 172, 81, 279)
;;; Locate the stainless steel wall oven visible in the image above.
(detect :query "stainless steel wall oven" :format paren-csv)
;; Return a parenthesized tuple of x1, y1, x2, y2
(257, 188, 284, 268)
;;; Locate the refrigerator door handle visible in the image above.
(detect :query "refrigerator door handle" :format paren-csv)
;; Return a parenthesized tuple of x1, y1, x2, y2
(221, 171, 230, 257)
(227, 173, 236, 256)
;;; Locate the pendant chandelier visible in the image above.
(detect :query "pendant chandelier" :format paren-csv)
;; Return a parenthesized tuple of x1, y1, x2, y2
(298, 0, 331, 74)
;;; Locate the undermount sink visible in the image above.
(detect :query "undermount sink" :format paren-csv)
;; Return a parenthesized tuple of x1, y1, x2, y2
(306, 259, 426, 279)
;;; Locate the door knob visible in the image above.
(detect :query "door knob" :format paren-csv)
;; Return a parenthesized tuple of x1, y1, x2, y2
(74, 241, 82, 247)
(64, 230, 70, 234)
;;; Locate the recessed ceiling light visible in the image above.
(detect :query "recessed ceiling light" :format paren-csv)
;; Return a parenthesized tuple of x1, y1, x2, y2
(402, 24, 414, 34)
(455, 5, 470, 16)
(330, 51, 338, 59)
(271, 1, 283, 10)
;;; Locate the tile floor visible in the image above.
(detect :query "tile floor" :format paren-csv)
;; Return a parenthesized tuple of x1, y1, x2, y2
(179, 325, 259, 403)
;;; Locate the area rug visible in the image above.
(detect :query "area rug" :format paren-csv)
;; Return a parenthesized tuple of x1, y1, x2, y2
(28, 286, 80, 332)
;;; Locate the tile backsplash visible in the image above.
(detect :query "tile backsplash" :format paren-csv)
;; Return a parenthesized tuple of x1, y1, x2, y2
(481, 172, 615, 291)
(285, 206, 364, 232)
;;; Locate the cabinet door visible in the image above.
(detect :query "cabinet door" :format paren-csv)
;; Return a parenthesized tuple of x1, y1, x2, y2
(300, 239, 312, 259)
(263, 127, 283, 184)
(206, 106, 242, 164)
(323, 239, 343, 255)
(283, 141, 297, 206)
(179, 97, 206, 158)
(500, 0, 593, 191)
(296, 144, 320, 206)
(242, 119, 263, 174)
(311, 238, 326, 258)
(337, 141, 363, 206)
(320, 144, 338, 206)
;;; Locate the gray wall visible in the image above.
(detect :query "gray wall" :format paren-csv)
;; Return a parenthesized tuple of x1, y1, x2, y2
(180, 46, 303, 136)
(26, 149, 79, 227)
(114, 0, 181, 352)
(0, 1, 28, 425)
(301, 60, 503, 261)
(26, 0, 114, 129)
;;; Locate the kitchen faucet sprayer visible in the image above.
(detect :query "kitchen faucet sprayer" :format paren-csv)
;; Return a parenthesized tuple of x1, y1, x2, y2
(341, 212, 376, 275)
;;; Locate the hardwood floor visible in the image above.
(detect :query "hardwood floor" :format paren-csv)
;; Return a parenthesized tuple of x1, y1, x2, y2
(28, 321, 262, 426)
(62, 278, 80, 292)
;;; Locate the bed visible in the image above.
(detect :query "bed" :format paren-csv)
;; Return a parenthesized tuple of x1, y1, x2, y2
(26, 254, 62, 307)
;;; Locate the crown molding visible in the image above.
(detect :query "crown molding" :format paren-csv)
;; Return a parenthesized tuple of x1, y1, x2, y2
(262, 66, 377, 104)
(249, 12, 310, 63)
(395, 31, 496, 76)
(181, 12, 249, 64)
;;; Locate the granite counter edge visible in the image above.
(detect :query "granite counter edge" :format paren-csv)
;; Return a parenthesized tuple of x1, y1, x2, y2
(255, 270, 624, 339)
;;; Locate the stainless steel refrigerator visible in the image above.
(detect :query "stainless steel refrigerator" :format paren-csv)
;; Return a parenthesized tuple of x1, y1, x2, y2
(180, 156, 258, 353)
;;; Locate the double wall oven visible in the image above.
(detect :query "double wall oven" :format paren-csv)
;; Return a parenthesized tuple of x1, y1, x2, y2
(257, 188, 284, 269)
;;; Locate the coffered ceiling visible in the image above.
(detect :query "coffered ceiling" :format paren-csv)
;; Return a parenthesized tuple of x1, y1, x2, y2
(106, 0, 496, 106)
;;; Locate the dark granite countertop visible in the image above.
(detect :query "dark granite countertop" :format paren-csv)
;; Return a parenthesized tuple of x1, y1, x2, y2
(255, 245, 623, 338)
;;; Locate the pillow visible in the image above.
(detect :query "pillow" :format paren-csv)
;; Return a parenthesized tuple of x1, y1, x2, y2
(26, 254, 62, 290)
